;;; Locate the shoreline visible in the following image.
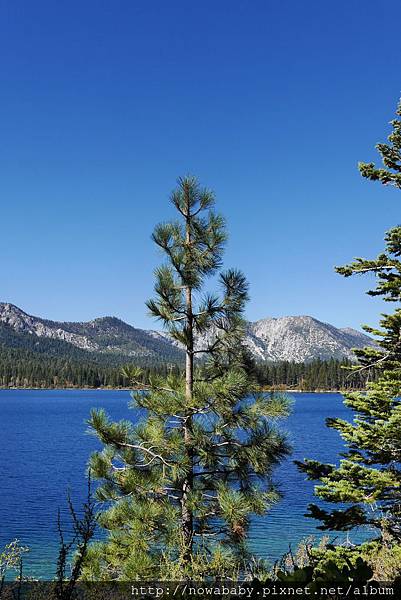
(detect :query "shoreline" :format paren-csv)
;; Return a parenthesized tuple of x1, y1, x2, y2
(0, 386, 354, 394)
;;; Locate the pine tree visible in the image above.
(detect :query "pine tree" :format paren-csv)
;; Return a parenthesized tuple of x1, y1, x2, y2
(297, 99, 401, 541)
(83, 176, 291, 580)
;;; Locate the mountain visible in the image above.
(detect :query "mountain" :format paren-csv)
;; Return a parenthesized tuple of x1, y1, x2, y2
(0, 303, 184, 365)
(245, 316, 377, 362)
(0, 303, 377, 365)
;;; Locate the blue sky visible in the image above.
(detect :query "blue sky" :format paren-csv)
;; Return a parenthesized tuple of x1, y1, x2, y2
(1, 0, 400, 331)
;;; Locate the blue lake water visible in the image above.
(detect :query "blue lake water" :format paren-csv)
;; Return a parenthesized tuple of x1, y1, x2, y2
(0, 389, 371, 579)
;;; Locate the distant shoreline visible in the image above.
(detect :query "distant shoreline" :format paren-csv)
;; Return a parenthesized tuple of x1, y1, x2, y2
(0, 386, 351, 394)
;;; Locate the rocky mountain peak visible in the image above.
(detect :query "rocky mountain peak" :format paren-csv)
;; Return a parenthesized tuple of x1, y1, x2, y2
(246, 315, 377, 362)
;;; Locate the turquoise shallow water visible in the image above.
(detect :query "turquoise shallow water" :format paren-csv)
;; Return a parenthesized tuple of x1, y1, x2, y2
(0, 389, 370, 578)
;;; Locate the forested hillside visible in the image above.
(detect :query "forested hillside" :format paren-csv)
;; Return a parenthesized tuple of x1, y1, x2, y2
(0, 306, 374, 389)
(0, 344, 180, 388)
(0, 339, 370, 390)
(0, 321, 181, 387)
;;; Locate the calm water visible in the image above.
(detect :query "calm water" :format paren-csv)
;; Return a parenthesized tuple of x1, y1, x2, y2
(0, 390, 369, 578)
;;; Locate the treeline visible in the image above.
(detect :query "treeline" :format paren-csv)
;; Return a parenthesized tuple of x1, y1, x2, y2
(0, 345, 181, 389)
(255, 358, 373, 390)
(0, 343, 372, 390)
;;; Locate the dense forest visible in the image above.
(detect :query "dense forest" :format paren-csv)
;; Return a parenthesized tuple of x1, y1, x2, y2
(254, 358, 372, 390)
(0, 345, 180, 388)
(0, 341, 371, 390)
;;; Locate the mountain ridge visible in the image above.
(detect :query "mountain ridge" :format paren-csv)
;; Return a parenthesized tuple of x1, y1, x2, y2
(0, 302, 377, 364)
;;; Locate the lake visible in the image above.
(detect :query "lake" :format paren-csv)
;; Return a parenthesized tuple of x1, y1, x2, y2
(0, 389, 370, 579)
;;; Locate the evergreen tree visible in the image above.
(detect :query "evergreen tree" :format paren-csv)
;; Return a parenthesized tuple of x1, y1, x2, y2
(83, 176, 291, 579)
(297, 99, 401, 541)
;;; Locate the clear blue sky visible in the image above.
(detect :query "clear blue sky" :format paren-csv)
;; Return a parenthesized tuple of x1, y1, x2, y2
(1, 0, 400, 331)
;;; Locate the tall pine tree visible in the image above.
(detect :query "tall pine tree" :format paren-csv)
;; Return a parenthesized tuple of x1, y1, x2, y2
(83, 176, 291, 579)
(297, 100, 401, 541)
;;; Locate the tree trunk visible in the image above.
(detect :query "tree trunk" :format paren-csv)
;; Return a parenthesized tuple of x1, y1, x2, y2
(181, 203, 194, 562)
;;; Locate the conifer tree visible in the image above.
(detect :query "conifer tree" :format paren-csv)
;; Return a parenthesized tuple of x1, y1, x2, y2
(84, 176, 291, 579)
(297, 100, 401, 541)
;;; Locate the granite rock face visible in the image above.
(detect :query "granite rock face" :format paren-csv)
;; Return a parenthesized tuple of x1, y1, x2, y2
(245, 316, 377, 362)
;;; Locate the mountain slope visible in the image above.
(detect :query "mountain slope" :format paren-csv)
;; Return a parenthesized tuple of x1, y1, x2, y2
(0, 303, 377, 364)
(0, 303, 184, 364)
(246, 316, 377, 362)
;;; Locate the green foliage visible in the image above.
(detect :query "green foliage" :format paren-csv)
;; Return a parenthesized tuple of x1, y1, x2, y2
(297, 99, 401, 541)
(266, 538, 374, 589)
(298, 373, 401, 534)
(0, 338, 183, 389)
(358, 99, 401, 189)
(255, 358, 373, 391)
(274, 536, 401, 584)
(83, 176, 291, 579)
(0, 346, 373, 390)
(360, 539, 401, 580)
(276, 554, 373, 585)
